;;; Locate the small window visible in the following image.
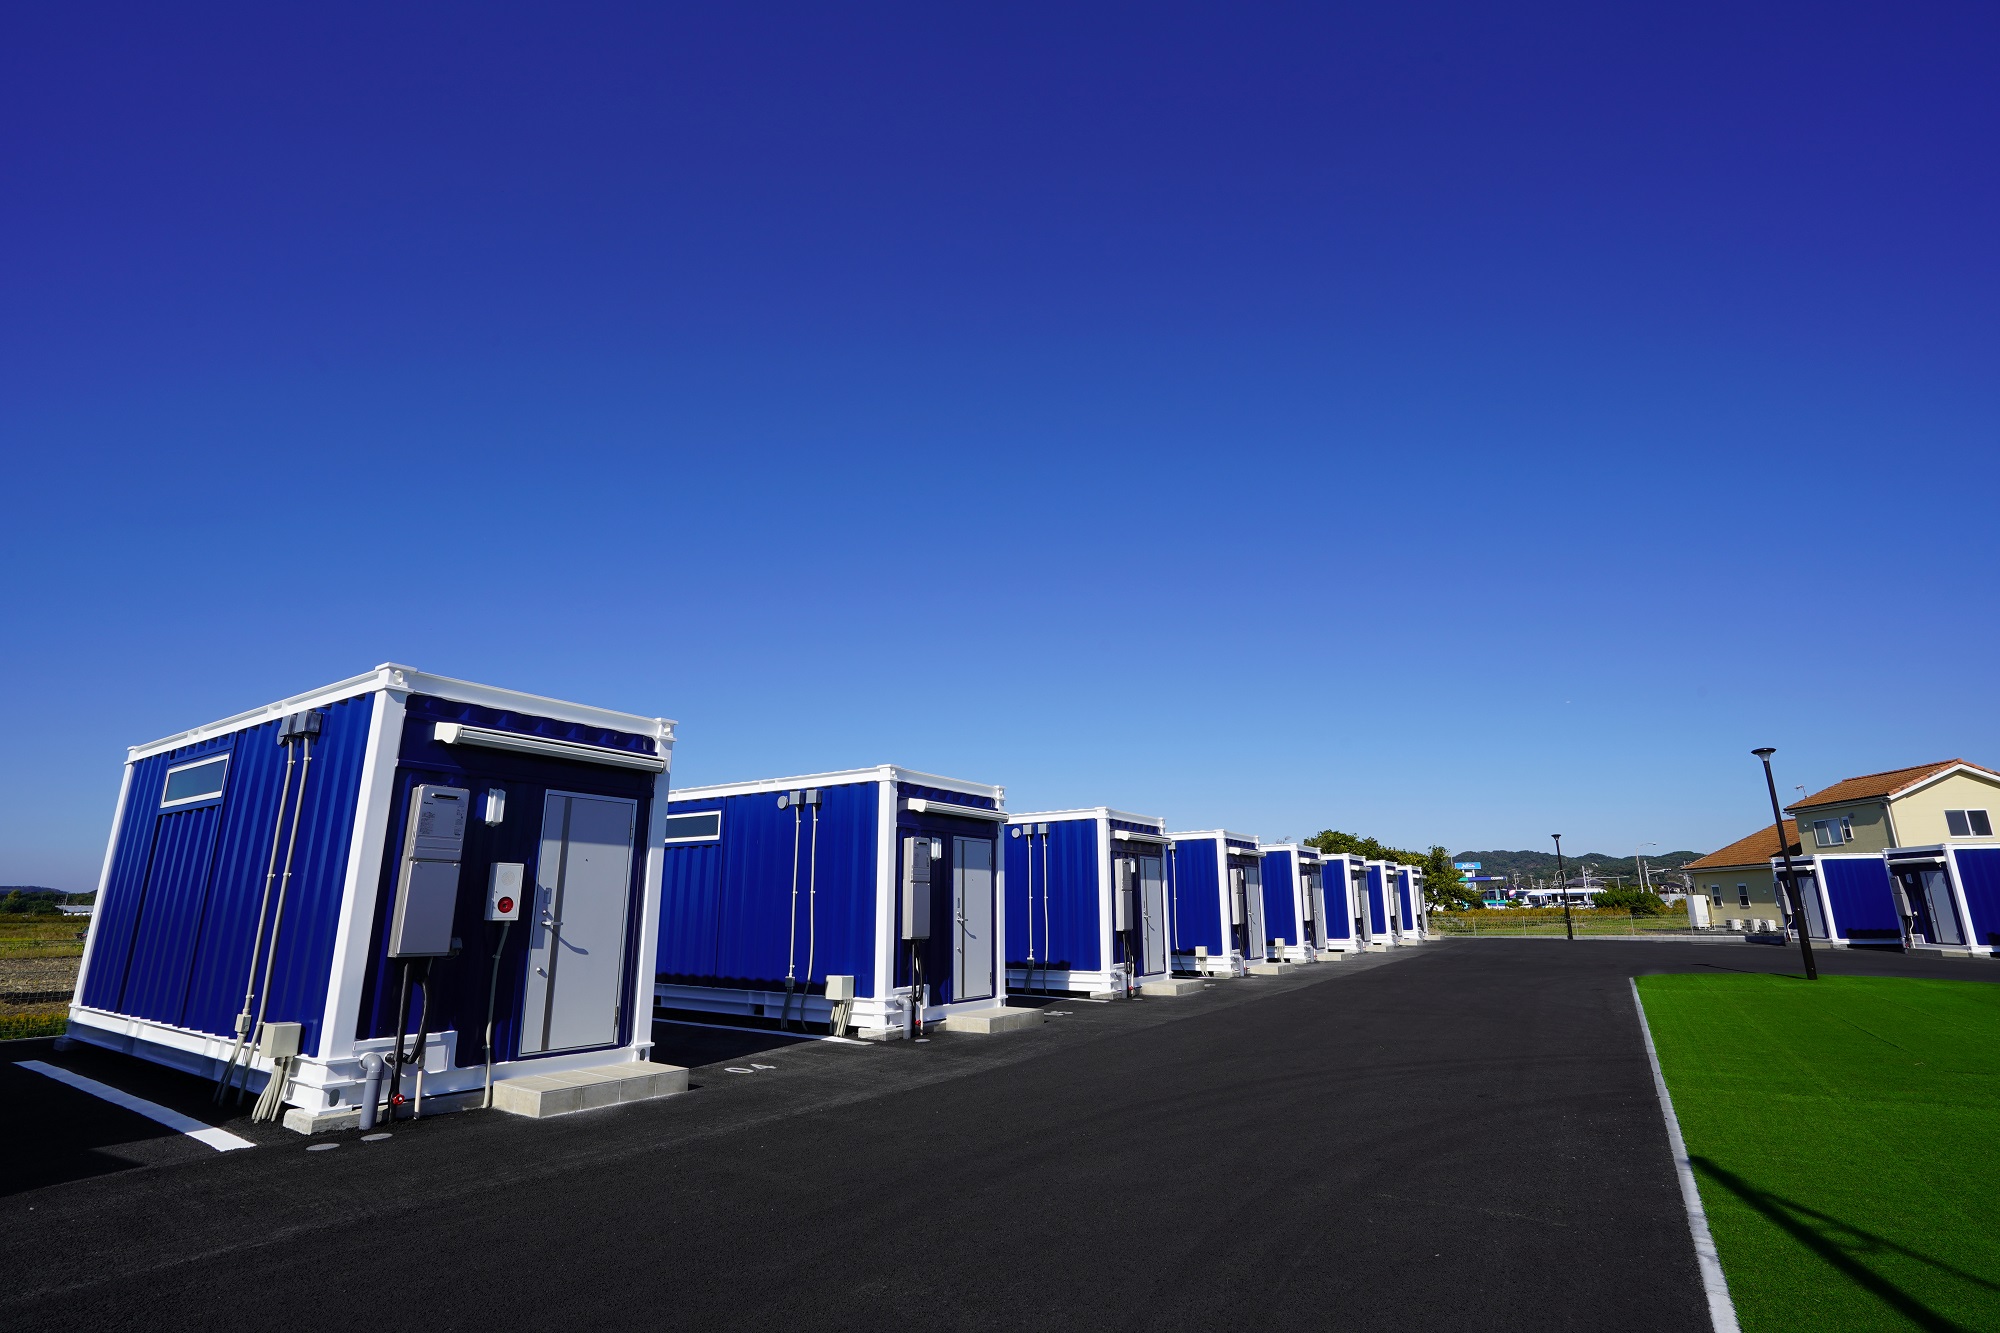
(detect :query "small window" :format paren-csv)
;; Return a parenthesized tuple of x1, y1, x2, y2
(1946, 810, 1993, 838)
(161, 756, 228, 808)
(1811, 817, 1853, 848)
(661, 810, 721, 843)
(1710, 885, 1723, 905)
(1737, 883, 1750, 907)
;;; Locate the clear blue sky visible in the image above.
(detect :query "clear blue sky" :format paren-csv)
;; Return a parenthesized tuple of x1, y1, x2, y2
(4, 4, 1996, 889)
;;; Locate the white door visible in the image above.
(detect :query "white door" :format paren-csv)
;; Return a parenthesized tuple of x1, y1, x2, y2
(521, 791, 636, 1055)
(953, 836, 995, 1001)
(1139, 853, 1167, 975)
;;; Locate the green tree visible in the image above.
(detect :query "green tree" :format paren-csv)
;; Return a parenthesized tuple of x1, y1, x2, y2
(1422, 846, 1482, 910)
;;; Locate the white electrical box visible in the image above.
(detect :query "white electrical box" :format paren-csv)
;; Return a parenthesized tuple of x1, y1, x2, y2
(257, 1021, 302, 1059)
(486, 862, 525, 922)
(390, 785, 468, 958)
(824, 974, 855, 1002)
(1113, 857, 1136, 932)
(901, 837, 934, 940)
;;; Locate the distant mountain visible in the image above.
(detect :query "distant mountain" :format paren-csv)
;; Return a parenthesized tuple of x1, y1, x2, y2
(1451, 850, 1706, 885)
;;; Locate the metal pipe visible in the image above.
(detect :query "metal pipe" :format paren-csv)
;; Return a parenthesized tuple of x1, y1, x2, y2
(358, 1051, 383, 1131)
(215, 738, 296, 1100)
(237, 731, 315, 1104)
(783, 799, 801, 1026)
(803, 800, 820, 1027)
(1553, 835, 1572, 941)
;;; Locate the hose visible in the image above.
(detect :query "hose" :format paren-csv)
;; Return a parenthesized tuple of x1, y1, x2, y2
(237, 731, 315, 1105)
(252, 1051, 293, 1123)
(483, 919, 513, 1109)
(215, 736, 296, 1101)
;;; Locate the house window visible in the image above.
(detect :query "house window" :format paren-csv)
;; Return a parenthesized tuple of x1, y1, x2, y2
(661, 810, 722, 843)
(1737, 883, 1750, 906)
(161, 756, 228, 808)
(1945, 810, 1993, 838)
(1710, 886, 1723, 906)
(1811, 817, 1853, 848)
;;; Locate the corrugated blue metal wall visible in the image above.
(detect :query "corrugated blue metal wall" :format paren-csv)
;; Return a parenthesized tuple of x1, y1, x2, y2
(1397, 870, 1415, 931)
(354, 696, 657, 1060)
(1171, 838, 1222, 954)
(1320, 858, 1352, 940)
(1953, 847, 2000, 951)
(657, 782, 881, 997)
(1260, 850, 1299, 946)
(1820, 859, 1898, 941)
(79, 695, 373, 1055)
(1005, 819, 1100, 971)
(1366, 865, 1389, 934)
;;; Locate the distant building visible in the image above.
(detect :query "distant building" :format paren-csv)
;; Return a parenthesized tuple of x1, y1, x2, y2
(1685, 820, 1800, 923)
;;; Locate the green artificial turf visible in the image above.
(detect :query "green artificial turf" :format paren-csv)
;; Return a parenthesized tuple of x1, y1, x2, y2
(1637, 973, 2000, 1332)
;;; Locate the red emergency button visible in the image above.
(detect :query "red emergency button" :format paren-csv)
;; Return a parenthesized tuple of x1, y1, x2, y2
(497, 896, 515, 915)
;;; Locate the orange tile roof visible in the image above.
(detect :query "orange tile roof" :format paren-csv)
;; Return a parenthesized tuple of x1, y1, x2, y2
(1686, 819, 1800, 871)
(1785, 760, 2000, 812)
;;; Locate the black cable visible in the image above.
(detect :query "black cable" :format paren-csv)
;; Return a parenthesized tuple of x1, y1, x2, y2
(386, 960, 413, 1122)
(405, 959, 433, 1116)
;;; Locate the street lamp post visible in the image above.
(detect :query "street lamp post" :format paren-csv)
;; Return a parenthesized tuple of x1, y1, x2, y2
(1753, 747, 1817, 981)
(1552, 834, 1572, 941)
(1635, 842, 1657, 895)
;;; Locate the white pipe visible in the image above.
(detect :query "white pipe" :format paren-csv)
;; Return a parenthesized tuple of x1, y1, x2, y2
(1039, 830, 1050, 991)
(785, 802, 801, 984)
(805, 801, 820, 985)
(249, 734, 314, 1046)
(214, 740, 296, 1098)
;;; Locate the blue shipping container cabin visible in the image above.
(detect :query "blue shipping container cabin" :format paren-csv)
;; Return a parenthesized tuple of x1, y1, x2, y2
(1315, 852, 1370, 952)
(72, 665, 676, 1131)
(1881, 845, 2000, 956)
(1006, 809, 1172, 997)
(1169, 831, 1266, 975)
(1397, 865, 1430, 941)
(1774, 853, 1900, 948)
(1259, 844, 1330, 962)
(1362, 860, 1404, 946)
(655, 767, 1010, 1037)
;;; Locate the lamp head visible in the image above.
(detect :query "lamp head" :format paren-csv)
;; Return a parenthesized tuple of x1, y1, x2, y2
(1752, 747, 1776, 760)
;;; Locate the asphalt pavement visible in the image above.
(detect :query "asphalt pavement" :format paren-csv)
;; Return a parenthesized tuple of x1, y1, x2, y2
(3, 939, 1993, 1332)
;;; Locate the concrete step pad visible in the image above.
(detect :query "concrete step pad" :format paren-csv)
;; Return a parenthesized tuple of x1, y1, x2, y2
(1139, 978, 1205, 998)
(492, 1060, 689, 1119)
(940, 1007, 1045, 1036)
(1246, 961, 1296, 976)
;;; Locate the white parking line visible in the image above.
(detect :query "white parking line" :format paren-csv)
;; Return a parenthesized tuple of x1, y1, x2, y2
(18, 1060, 255, 1153)
(1629, 982, 1739, 1333)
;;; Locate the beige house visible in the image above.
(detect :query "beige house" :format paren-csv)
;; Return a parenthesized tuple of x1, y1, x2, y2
(1785, 760, 2000, 852)
(1685, 819, 1799, 923)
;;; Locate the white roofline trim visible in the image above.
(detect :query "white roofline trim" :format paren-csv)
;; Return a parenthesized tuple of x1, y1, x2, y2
(129, 663, 675, 762)
(1007, 807, 1166, 830)
(670, 765, 1002, 803)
